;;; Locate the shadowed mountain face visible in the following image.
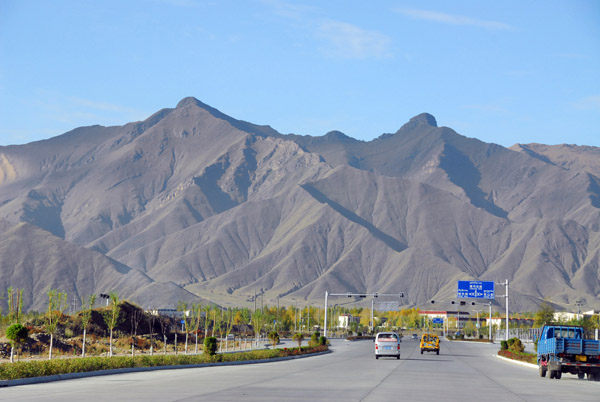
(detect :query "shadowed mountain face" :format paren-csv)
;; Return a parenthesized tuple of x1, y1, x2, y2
(1, 97, 599, 312)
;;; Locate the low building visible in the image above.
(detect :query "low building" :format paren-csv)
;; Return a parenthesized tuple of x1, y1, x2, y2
(338, 314, 360, 329)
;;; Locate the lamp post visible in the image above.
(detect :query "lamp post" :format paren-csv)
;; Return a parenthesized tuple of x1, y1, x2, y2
(575, 300, 583, 319)
(495, 279, 509, 341)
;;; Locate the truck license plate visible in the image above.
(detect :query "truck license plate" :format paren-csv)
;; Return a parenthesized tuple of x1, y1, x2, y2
(575, 355, 587, 362)
(384, 346, 392, 350)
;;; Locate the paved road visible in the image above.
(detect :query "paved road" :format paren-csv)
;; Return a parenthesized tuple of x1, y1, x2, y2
(2, 338, 599, 401)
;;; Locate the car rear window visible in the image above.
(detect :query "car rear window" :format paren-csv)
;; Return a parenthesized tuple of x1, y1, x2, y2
(377, 334, 398, 341)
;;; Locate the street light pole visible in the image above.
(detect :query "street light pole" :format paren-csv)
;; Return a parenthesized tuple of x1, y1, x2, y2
(489, 302, 492, 341)
(371, 298, 374, 334)
(324, 291, 329, 337)
(505, 279, 509, 341)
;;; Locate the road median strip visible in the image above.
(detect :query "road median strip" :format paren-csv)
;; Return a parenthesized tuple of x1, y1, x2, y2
(1, 347, 330, 387)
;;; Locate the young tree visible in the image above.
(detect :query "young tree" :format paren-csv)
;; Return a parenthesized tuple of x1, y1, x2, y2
(80, 294, 97, 357)
(46, 289, 68, 360)
(212, 306, 223, 339)
(292, 332, 304, 348)
(177, 301, 192, 354)
(157, 312, 170, 355)
(191, 303, 202, 354)
(224, 309, 235, 351)
(251, 310, 265, 348)
(6, 323, 28, 363)
(203, 304, 211, 338)
(463, 320, 476, 337)
(101, 292, 122, 357)
(147, 308, 157, 356)
(268, 330, 279, 348)
(130, 306, 144, 357)
(6, 287, 25, 361)
(534, 301, 555, 327)
(7, 287, 24, 324)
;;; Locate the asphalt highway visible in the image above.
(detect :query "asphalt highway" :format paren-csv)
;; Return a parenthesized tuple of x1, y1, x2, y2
(2, 338, 600, 401)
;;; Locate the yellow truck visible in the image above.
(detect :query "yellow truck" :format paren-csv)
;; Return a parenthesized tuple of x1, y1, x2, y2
(420, 333, 440, 355)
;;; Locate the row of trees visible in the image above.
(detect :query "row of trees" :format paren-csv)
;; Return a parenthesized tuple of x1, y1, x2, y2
(2, 289, 123, 362)
(4, 288, 600, 362)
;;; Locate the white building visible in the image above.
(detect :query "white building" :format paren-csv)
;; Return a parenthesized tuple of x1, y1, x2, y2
(338, 314, 360, 329)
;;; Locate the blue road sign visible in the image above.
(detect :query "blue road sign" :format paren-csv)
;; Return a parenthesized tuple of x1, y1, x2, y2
(457, 281, 495, 299)
(432, 318, 444, 324)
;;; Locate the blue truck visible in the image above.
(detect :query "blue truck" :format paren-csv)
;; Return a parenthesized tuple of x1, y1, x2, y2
(537, 325, 600, 380)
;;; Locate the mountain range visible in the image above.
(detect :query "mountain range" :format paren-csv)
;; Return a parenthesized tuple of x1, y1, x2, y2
(1, 97, 599, 313)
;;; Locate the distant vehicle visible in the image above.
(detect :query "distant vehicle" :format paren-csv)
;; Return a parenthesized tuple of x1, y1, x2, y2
(411, 334, 418, 340)
(375, 332, 401, 360)
(537, 324, 600, 380)
(420, 333, 440, 355)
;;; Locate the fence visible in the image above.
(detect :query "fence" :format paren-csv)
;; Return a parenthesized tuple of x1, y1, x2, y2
(495, 328, 542, 342)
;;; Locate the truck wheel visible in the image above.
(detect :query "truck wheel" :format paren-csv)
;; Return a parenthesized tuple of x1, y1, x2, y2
(436, 350, 439, 355)
(578, 372, 585, 380)
(397, 354, 400, 360)
(555, 371, 562, 380)
(420, 349, 423, 354)
(539, 365, 546, 377)
(549, 370, 555, 379)
(375, 355, 379, 359)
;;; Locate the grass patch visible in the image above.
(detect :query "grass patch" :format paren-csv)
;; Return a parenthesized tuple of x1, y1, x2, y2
(0, 345, 327, 381)
(498, 349, 537, 364)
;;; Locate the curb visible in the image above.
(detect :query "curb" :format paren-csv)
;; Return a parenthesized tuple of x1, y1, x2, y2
(0, 350, 331, 388)
(495, 354, 538, 369)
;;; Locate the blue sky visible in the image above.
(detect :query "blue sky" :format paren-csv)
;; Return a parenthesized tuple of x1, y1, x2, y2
(1, 0, 598, 147)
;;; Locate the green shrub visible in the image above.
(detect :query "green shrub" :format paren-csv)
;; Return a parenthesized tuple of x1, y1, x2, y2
(6, 324, 29, 346)
(268, 331, 279, 347)
(292, 333, 304, 348)
(318, 336, 326, 346)
(506, 338, 524, 353)
(500, 340, 508, 350)
(309, 332, 320, 347)
(203, 337, 217, 356)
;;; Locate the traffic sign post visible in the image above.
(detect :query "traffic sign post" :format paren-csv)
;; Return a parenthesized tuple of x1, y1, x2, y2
(457, 281, 495, 299)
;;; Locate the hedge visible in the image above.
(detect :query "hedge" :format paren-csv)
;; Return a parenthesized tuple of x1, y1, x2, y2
(0, 345, 328, 381)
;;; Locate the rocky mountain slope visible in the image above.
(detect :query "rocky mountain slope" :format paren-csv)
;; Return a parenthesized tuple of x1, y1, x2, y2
(1, 97, 599, 312)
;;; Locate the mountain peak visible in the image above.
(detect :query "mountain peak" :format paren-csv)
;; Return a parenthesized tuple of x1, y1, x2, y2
(398, 113, 438, 132)
(176, 96, 204, 109)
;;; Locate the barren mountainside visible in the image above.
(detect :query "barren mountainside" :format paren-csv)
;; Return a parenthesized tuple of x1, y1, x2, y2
(1, 97, 599, 313)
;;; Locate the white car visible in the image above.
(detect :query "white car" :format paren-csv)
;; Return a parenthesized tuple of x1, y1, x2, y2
(374, 332, 401, 359)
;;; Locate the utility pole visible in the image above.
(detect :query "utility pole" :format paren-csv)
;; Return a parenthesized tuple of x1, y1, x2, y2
(505, 279, 509, 341)
(495, 279, 510, 341)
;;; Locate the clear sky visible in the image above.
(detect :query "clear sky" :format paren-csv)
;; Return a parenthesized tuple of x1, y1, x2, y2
(1, 0, 599, 147)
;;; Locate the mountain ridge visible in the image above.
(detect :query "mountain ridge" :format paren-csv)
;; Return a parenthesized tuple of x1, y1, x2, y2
(1, 97, 599, 312)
